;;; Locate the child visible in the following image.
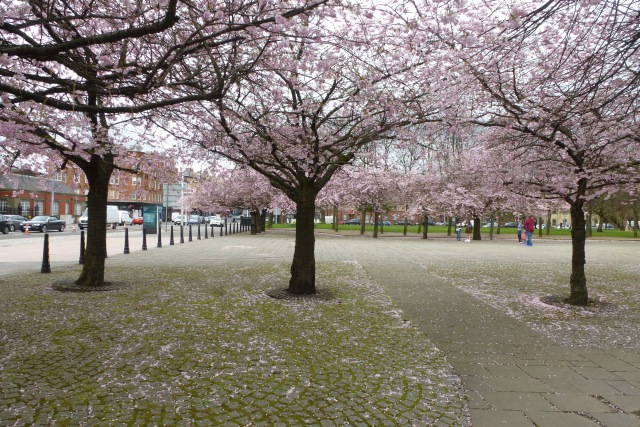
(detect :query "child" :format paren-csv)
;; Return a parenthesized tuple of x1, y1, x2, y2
(517, 221, 523, 244)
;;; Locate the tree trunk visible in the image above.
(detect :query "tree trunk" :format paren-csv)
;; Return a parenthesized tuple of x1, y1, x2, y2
(333, 206, 338, 231)
(568, 203, 589, 305)
(546, 211, 551, 236)
(288, 185, 317, 295)
(373, 212, 379, 238)
(75, 156, 113, 287)
(447, 216, 453, 236)
(586, 213, 592, 237)
(538, 216, 543, 237)
(268, 212, 273, 229)
(260, 209, 267, 232)
(422, 214, 428, 239)
(634, 208, 638, 238)
(359, 210, 366, 235)
(489, 211, 495, 241)
(472, 216, 481, 240)
(250, 211, 259, 235)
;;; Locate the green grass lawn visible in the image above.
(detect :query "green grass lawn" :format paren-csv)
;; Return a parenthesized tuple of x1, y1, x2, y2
(271, 223, 639, 238)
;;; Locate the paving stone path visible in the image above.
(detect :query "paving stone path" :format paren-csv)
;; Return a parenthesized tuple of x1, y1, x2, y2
(0, 229, 638, 426)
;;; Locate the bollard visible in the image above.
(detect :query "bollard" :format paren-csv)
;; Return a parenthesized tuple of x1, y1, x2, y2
(197, 223, 201, 240)
(225, 221, 228, 236)
(79, 230, 85, 264)
(142, 228, 147, 250)
(170, 225, 175, 245)
(188, 224, 193, 242)
(180, 225, 184, 243)
(211, 224, 214, 238)
(157, 226, 162, 248)
(204, 222, 208, 239)
(220, 223, 223, 236)
(41, 233, 51, 273)
(124, 227, 130, 254)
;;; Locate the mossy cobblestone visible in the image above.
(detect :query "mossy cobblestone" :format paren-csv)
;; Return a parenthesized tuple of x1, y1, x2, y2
(0, 261, 468, 426)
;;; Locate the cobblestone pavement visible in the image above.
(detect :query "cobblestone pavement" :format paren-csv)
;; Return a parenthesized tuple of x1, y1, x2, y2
(1, 229, 639, 426)
(0, 230, 469, 426)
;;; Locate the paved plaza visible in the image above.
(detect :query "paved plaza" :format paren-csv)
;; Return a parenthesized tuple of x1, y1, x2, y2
(0, 228, 639, 426)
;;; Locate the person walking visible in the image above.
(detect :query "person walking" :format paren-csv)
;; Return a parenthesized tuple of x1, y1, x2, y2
(523, 215, 535, 246)
(455, 222, 462, 241)
(517, 221, 523, 244)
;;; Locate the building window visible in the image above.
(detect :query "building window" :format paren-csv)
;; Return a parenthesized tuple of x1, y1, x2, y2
(109, 190, 115, 199)
(0, 198, 6, 214)
(34, 200, 44, 216)
(110, 177, 115, 184)
(65, 202, 70, 215)
(132, 192, 136, 200)
(75, 203, 83, 216)
(19, 200, 30, 216)
(51, 202, 59, 216)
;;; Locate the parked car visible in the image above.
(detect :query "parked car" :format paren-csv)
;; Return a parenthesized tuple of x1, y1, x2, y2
(343, 218, 360, 225)
(395, 219, 414, 226)
(210, 215, 225, 227)
(482, 222, 498, 228)
(0, 216, 9, 234)
(187, 215, 201, 224)
(503, 222, 519, 228)
(372, 220, 392, 226)
(2, 215, 28, 232)
(20, 216, 66, 232)
(132, 217, 143, 225)
(173, 215, 183, 225)
(592, 223, 615, 230)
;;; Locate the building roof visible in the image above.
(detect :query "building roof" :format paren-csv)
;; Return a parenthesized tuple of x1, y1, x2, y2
(0, 173, 77, 195)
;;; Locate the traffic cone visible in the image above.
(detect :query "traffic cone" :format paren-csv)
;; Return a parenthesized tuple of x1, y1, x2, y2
(73, 224, 76, 232)
(24, 225, 29, 234)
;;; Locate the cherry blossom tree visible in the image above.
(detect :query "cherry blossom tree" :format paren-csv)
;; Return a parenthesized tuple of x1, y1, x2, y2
(435, 0, 640, 304)
(0, 0, 330, 287)
(173, 2, 441, 294)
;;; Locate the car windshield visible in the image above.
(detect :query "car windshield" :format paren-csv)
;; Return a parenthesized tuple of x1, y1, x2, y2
(31, 216, 49, 221)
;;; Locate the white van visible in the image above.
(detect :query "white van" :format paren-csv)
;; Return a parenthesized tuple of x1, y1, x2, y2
(118, 211, 133, 226)
(78, 205, 120, 229)
(210, 215, 225, 227)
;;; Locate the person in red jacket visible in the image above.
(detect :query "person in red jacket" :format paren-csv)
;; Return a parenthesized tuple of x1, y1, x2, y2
(523, 216, 536, 246)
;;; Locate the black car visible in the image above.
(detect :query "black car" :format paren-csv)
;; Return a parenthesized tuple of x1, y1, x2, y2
(0, 216, 9, 234)
(343, 218, 360, 225)
(20, 216, 66, 233)
(396, 219, 415, 226)
(2, 215, 28, 232)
